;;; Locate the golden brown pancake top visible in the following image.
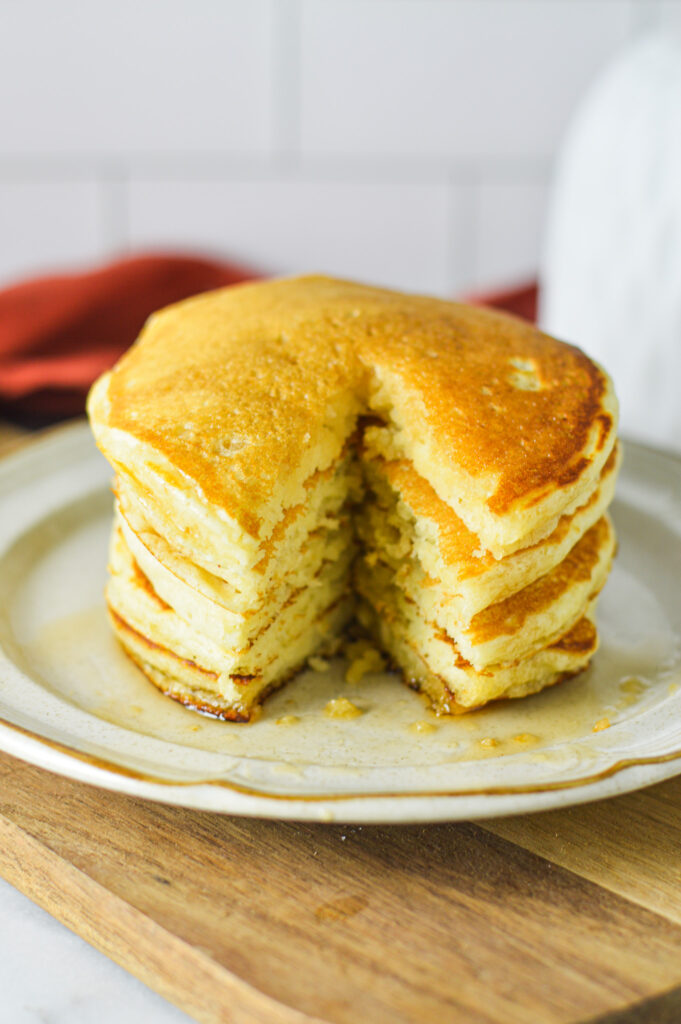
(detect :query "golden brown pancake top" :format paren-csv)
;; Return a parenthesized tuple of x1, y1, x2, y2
(98, 275, 616, 537)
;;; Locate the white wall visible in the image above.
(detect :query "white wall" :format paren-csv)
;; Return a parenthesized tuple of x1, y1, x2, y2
(0, 0, 676, 295)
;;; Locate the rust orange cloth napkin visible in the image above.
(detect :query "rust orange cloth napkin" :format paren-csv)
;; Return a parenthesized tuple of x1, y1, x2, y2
(0, 253, 259, 423)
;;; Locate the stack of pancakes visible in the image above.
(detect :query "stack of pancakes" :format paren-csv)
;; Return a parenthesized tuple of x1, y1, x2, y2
(88, 276, 619, 720)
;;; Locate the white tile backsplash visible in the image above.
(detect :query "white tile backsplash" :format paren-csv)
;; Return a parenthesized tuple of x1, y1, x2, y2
(299, 0, 634, 161)
(475, 178, 550, 290)
(0, 180, 104, 284)
(0, 0, 674, 294)
(127, 177, 457, 295)
(0, 0, 275, 156)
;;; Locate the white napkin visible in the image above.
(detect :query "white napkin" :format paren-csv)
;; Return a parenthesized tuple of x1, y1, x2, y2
(541, 35, 681, 451)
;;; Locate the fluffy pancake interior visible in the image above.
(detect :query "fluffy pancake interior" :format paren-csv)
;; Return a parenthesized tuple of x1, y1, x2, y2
(104, 435, 617, 719)
(113, 443, 362, 588)
(108, 524, 354, 678)
(356, 515, 614, 671)
(359, 444, 620, 623)
(107, 526, 355, 719)
(358, 595, 600, 714)
(115, 449, 360, 618)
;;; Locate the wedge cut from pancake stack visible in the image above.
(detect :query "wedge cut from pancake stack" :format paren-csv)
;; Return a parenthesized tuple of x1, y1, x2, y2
(88, 275, 619, 721)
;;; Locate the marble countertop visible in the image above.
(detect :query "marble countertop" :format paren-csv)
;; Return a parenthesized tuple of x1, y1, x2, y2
(0, 876, 195, 1023)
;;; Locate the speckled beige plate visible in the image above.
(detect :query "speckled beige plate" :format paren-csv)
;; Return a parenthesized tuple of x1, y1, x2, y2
(1, 422, 680, 823)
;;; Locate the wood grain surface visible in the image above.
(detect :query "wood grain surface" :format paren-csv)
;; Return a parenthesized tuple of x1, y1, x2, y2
(1, 753, 681, 1024)
(1, 421, 681, 1024)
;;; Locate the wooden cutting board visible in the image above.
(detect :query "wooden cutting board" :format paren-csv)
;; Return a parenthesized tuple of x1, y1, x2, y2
(1, 750, 681, 1024)
(2, 423, 681, 1024)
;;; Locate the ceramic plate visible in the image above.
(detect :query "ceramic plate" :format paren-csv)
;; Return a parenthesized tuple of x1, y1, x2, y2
(1, 422, 681, 823)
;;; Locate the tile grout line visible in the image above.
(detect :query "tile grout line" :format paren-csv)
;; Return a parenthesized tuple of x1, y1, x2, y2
(446, 166, 480, 294)
(97, 164, 130, 255)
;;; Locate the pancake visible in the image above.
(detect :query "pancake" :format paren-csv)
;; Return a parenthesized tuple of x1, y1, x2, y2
(359, 598, 600, 714)
(107, 526, 354, 720)
(356, 515, 615, 671)
(88, 275, 620, 719)
(115, 455, 358, 621)
(359, 443, 620, 624)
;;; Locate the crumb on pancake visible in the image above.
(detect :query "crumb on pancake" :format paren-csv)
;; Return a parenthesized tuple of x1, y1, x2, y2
(325, 697, 363, 719)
